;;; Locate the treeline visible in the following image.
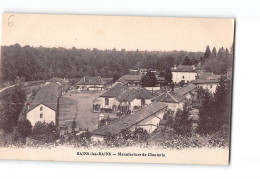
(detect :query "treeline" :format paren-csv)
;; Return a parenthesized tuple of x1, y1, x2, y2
(1, 44, 204, 82)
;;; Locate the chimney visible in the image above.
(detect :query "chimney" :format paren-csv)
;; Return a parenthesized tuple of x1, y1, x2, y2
(174, 64, 177, 70)
(192, 65, 195, 70)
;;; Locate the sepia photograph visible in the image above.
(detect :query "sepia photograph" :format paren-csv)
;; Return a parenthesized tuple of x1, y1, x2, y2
(0, 13, 234, 165)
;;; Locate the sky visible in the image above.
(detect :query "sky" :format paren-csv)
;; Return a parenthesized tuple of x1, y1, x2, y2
(2, 13, 234, 52)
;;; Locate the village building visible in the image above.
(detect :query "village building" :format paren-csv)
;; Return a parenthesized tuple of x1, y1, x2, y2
(92, 83, 130, 113)
(75, 76, 112, 91)
(26, 82, 61, 126)
(192, 79, 219, 93)
(152, 90, 185, 113)
(175, 84, 197, 100)
(117, 74, 143, 86)
(93, 83, 155, 114)
(46, 77, 69, 94)
(91, 102, 168, 142)
(171, 65, 197, 83)
(117, 88, 155, 114)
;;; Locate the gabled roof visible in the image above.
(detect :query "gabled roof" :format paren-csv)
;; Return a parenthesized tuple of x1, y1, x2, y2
(197, 71, 221, 80)
(100, 83, 130, 100)
(91, 102, 167, 136)
(192, 79, 219, 84)
(175, 84, 197, 96)
(76, 76, 104, 85)
(118, 74, 143, 82)
(152, 90, 184, 103)
(124, 88, 154, 101)
(48, 77, 68, 85)
(28, 82, 60, 112)
(172, 65, 196, 72)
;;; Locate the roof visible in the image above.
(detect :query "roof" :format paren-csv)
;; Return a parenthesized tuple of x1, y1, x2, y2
(48, 77, 68, 85)
(100, 83, 130, 100)
(175, 84, 197, 96)
(192, 79, 219, 84)
(118, 74, 143, 82)
(172, 65, 196, 72)
(28, 82, 60, 112)
(152, 90, 184, 103)
(91, 102, 167, 136)
(197, 72, 221, 80)
(76, 76, 104, 85)
(124, 88, 154, 101)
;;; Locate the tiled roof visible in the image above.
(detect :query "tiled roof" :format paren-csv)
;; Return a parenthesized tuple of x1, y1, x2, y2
(76, 76, 104, 85)
(28, 82, 60, 112)
(119, 74, 143, 81)
(175, 84, 197, 96)
(197, 72, 221, 80)
(100, 83, 130, 99)
(192, 79, 219, 84)
(91, 102, 167, 136)
(152, 90, 184, 103)
(172, 65, 196, 72)
(125, 88, 154, 101)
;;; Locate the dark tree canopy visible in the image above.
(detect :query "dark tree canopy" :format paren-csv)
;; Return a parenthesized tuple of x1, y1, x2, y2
(140, 70, 157, 87)
(1, 44, 204, 83)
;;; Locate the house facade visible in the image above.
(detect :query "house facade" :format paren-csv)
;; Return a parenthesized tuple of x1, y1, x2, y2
(171, 65, 197, 83)
(152, 90, 185, 113)
(192, 79, 219, 93)
(76, 76, 112, 91)
(26, 82, 60, 126)
(93, 84, 155, 115)
(91, 102, 168, 142)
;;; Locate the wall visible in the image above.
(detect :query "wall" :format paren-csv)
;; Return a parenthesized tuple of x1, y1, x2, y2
(172, 72, 197, 83)
(197, 83, 218, 93)
(94, 96, 120, 109)
(27, 104, 56, 126)
(91, 135, 105, 142)
(130, 98, 152, 110)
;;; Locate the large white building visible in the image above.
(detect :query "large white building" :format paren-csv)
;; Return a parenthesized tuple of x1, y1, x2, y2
(171, 65, 197, 83)
(26, 82, 61, 126)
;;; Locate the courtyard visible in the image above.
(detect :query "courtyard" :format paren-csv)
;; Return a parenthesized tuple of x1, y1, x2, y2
(58, 90, 117, 132)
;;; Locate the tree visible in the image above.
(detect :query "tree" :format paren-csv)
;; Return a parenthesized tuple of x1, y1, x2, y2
(17, 119, 32, 139)
(163, 109, 174, 127)
(203, 45, 211, 59)
(197, 88, 215, 134)
(0, 83, 26, 133)
(113, 73, 120, 83)
(183, 56, 192, 65)
(164, 68, 172, 83)
(31, 121, 58, 143)
(211, 47, 217, 58)
(140, 70, 157, 87)
(172, 104, 192, 136)
(71, 119, 77, 137)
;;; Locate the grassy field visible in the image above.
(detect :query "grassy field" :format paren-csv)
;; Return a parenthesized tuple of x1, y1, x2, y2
(59, 91, 116, 132)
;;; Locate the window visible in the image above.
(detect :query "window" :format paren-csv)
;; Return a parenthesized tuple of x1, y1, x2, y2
(182, 76, 185, 79)
(210, 85, 213, 89)
(40, 106, 43, 111)
(105, 98, 109, 105)
(40, 113, 43, 118)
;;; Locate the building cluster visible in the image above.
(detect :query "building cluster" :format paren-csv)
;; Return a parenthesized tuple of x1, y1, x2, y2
(24, 64, 231, 142)
(26, 77, 69, 126)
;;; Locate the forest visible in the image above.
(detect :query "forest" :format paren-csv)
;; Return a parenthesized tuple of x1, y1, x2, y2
(0, 44, 233, 83)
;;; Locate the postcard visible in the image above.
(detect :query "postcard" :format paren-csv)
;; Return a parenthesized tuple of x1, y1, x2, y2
(0, 13, 234, 165)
